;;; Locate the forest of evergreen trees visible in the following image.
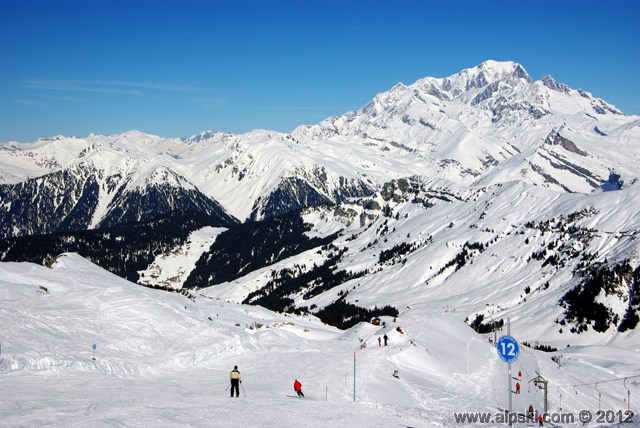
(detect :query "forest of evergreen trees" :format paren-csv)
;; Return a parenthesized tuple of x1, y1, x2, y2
(560, 261, 639, 333)
(184, 212, 337, 288)
(0, 210, 229, 283)
(315, 299, 399, 330)
(243, 244, 367, 309)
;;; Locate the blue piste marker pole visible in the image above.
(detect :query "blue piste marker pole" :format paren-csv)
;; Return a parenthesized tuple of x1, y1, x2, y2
(92, 343, 97, 360)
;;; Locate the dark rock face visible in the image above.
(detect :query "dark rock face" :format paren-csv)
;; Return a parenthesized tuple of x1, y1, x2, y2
(541, 75, 570, 94)
(544, 132, 588, 156)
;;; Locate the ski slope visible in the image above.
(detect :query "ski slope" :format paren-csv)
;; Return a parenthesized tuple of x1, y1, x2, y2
(1, 254, 638, 427)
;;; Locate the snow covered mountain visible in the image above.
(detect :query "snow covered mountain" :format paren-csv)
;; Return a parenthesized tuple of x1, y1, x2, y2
(1, 61, 638, 238)
(1, 60, 639, 344)
(0, 130, 374, 236)
(0, 132, 238, 237)
(292, 60, 636, 194)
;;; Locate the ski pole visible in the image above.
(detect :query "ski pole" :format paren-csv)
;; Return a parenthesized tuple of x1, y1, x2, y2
(241, 382, 246, 397)
(225, 384, 230, 391)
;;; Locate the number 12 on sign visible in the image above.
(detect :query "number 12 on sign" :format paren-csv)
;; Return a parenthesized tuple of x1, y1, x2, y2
(496, 335, 520, 363)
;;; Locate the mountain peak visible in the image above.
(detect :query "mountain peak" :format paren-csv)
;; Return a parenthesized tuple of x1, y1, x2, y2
(186, 130, 221, 143)
(435, 60, 533, 99)
(541, 75, 571, 94)
(477, 60, 529, 78)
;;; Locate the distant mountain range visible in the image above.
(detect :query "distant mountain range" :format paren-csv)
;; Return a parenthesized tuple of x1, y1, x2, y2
(1, 60, 639, 345)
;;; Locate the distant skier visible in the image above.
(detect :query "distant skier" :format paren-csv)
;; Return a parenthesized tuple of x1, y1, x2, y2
(515, 382, 521, 394)
(229, 365, 241, 397)
(393, 369, 400, 379)
(378, 337, 381, 347)
(528, 404, 534, 422)
(294, 379, 305, 398)
(518, 370, 522, 380)
(383, 334, 389, 346)
(538, 414, 544, 426)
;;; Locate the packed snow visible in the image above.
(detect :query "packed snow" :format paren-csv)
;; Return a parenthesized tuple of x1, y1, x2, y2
(1, 254, 638, 427)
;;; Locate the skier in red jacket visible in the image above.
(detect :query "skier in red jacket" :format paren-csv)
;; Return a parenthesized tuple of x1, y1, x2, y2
(294, 379, 305, 398)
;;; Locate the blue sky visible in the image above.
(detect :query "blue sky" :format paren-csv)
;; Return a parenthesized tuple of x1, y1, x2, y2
(1, 0, 638, 142)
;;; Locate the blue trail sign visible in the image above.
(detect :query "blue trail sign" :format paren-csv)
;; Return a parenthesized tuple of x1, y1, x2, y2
(496, 335, 520, 363)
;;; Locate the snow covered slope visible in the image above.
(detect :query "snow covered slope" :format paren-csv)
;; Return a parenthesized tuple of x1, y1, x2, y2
(1, 254, 638, 426)
(190, 165, 639, 347)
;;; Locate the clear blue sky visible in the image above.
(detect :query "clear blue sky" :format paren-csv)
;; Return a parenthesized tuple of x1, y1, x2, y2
(1, 0, 638, 142)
